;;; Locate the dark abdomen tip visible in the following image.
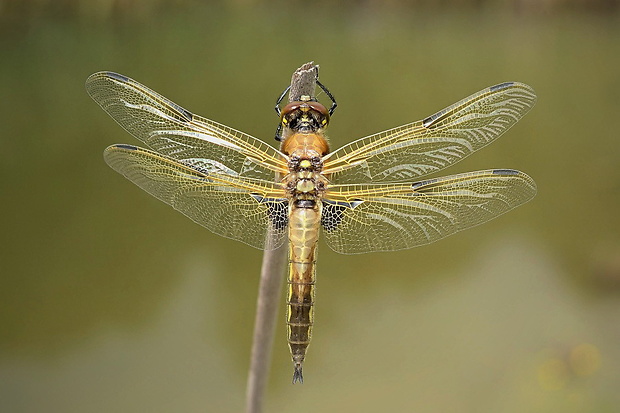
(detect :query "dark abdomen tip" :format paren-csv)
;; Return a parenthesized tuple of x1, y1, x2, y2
(292, 365, 304, 384)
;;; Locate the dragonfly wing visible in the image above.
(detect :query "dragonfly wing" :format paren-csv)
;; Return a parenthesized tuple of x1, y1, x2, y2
(105, 144, 289, 250)
(321, 169, 536, 254)
(323, 82, 536, 183)
(87, 72, 288, 180)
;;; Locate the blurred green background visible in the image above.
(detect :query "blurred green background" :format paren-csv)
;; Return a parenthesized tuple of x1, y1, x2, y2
(1, 1, 619, 412)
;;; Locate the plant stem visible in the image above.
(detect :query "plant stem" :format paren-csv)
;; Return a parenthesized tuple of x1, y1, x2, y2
(245, 62, 319, 413)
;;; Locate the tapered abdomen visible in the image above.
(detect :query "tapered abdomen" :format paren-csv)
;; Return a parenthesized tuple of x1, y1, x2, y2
(287, 203, 321, 384)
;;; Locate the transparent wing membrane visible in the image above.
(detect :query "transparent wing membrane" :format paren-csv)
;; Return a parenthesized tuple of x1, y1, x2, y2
(89, 73, 537, 256)
(86, 72, 288, 180)
(322, 169, 536, 254)
(104, 144, 288, 250)
(323, 82, 536, 184)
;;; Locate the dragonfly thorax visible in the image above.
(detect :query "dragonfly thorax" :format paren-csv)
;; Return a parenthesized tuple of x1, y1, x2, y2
(281, 132, 330, 158)
(283, 151, 328, 201)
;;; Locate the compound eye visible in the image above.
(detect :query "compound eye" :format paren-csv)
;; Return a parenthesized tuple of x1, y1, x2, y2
(307, 101, 329, 116)
(281, 102, 300, 116)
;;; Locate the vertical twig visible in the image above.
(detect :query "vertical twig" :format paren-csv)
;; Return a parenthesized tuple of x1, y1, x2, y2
(245, 62, 319, 413)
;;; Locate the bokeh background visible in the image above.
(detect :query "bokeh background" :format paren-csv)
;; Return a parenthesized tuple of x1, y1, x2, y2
(2, 1, 619, 412)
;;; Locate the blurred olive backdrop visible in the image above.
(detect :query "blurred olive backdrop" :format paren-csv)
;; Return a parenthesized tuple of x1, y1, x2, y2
(1, 1, 620, 412)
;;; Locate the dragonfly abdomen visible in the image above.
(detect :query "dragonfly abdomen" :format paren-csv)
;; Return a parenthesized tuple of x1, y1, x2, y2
(287, 204, 321, 384)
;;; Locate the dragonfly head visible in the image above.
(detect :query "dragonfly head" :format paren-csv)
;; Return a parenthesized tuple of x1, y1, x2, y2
(279, 98, 330, 136)
(274, 80, 337, 142)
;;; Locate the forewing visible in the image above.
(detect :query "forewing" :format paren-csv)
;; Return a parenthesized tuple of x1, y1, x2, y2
(104, 144, 289, 250)
(86, 72, 288, 180)
(321, 169, 536, 254)
(323, 82, 536, 183)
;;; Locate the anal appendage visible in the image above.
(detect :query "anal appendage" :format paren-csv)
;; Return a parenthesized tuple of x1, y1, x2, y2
(292, 363, 304, 384)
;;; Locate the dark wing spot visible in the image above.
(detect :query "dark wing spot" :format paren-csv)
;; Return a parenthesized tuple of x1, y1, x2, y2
(321, 199, 363, 232)
(107, 72, 129, 83)
(114, 144, 138, 150)
(411, 178, 438, 189)
(267, 201, 289, 230)
(422, 109, 445, 128)
(323, 199, 364, 208)
(250, 194, 289, 230)
(492, 169, 519, 176)
(171, 101, 193, 122)
(489, 82, 515, 92)
(322, 202, 346, 232)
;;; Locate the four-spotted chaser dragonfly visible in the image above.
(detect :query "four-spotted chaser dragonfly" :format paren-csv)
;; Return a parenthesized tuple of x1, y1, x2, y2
(86, 71, 537, 383)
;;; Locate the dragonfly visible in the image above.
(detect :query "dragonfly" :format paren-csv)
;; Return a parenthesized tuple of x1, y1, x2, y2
(86, 71, 537, 383)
